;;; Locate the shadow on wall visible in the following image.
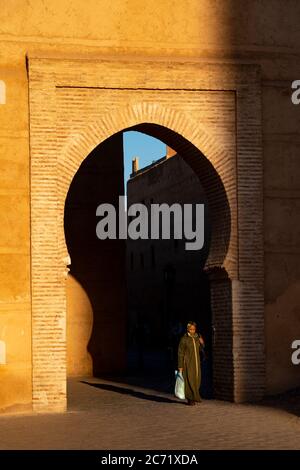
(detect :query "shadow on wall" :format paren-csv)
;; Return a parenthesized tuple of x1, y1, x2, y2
(64, 131, 127, 377)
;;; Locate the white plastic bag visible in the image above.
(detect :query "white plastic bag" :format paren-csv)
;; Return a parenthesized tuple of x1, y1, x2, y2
(174, 370, 185, 400)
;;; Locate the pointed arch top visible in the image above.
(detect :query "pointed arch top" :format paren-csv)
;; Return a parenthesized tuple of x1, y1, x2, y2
(58, 101, 231, 192)
(57, 101, 235, 275)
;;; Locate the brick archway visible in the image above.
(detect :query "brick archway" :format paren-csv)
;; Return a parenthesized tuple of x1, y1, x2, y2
(28, 57, 264, 411)
(57, 104, 235, 276)
(61, 114, 235, 400)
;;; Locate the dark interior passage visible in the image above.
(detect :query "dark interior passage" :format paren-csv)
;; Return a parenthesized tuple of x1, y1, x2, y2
(125, 151, 213, 397)
(64, 127, 215, 399)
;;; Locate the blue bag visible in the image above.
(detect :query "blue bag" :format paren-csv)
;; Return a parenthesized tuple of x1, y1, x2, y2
(174, 370, 185, 400)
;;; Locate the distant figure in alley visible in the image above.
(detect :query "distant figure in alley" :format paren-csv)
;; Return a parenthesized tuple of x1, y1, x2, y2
(178, 321, 205, 406)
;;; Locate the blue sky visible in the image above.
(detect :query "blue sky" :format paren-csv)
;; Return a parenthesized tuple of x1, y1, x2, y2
(123, 131, 166, 191)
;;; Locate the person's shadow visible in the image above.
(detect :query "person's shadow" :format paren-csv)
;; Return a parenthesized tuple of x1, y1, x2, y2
(81, 380, 183, 404)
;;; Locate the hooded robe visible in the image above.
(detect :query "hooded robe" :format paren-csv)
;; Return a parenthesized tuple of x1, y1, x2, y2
(178, 332, 202, 402)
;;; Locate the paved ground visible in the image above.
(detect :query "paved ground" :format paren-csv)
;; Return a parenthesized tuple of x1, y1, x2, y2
(0, 377, 300, 450)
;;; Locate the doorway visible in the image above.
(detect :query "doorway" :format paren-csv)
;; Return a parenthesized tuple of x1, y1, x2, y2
(64, 127, 221, 400)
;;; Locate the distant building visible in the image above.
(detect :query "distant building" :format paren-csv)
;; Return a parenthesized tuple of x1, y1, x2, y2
(126, 151, 211, 356)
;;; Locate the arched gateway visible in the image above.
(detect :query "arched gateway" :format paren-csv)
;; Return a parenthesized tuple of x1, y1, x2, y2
(28, 57, 264, 411)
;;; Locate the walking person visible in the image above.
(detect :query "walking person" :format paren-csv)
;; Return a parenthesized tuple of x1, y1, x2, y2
(178, 321, 205, 406)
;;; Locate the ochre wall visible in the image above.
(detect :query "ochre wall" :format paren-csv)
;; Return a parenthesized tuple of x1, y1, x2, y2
(0, 0, 299, 411)
(0, 49, 32, 413)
